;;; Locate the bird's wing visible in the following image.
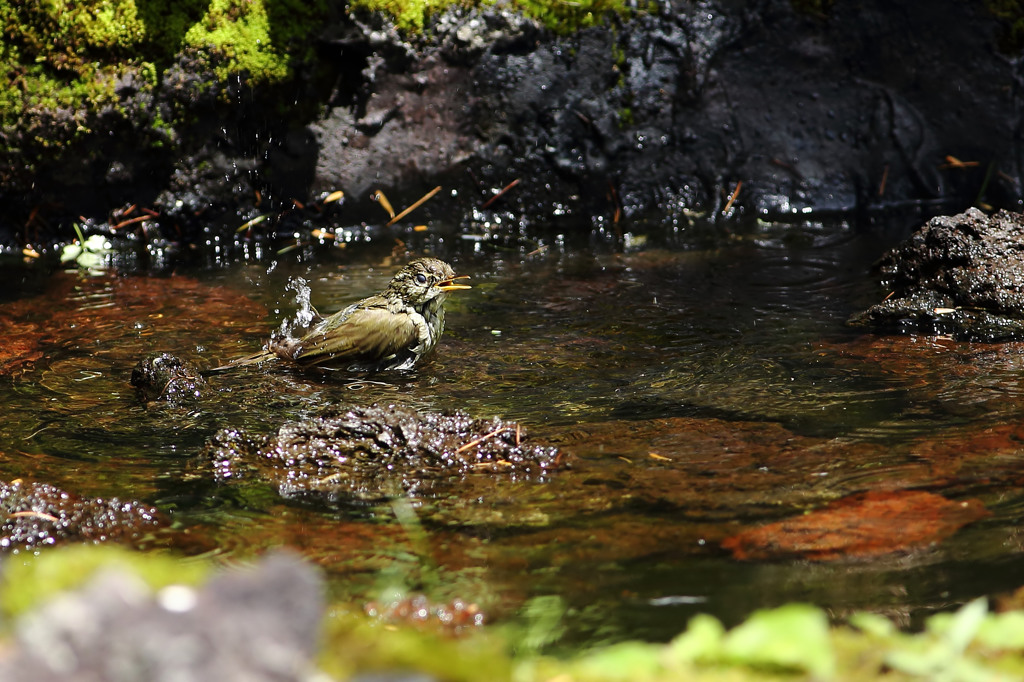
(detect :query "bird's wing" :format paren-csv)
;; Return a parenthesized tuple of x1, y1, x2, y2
(207, 348, 276, 372)
(294, 302, 419, 368)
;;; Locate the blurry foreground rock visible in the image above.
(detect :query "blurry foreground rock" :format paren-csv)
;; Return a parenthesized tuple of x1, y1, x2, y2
(0, 552, 324, 682)
(0, 480, 164, 551)
(850, 208, 1024, 340)
(131, 352, 208, 403)
(204, 403, 566, 500)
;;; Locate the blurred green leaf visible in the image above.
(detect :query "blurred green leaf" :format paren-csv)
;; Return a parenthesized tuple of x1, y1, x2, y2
(571, 641, 664, 680)
(666, 613, 725, 663)
(943, 598, 989, 653)
(721, 603, 835, 679)
(515, 595, 567, 654)
(849, 611, 897, 638)
(977, 610, 1024, 649)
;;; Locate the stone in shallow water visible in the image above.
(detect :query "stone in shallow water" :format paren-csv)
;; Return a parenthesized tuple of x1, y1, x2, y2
(203, 403, 567, 500)
(131, 352, 207, 402)
(850, 208, 1024, 340)
(0, 479, 164, 551)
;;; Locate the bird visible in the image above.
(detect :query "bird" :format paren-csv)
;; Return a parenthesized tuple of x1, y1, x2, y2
(212, 258, 470, 373)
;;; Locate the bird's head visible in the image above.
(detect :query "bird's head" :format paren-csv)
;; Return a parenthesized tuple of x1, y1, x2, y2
(388, 258, 471, 306)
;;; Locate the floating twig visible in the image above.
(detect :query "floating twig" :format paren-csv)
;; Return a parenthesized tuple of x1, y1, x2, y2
(482, 179, 520, 209)
(878, 164, 890, 197)
(372, 190, 396, 219)
(473, 459, 513, 468)
(277, 241, 305, 255)
(455, 425, 509, 454)
(236, 213, 269, 233)
(998, 170, 1021, 191)
(110, 214, 152, 230)
(8, 510, 59, 523)
(770, 158, 803, 179)
(940, 155, 980, 169)
(722, 180, 742, 214)
(386, 186, 441, 227)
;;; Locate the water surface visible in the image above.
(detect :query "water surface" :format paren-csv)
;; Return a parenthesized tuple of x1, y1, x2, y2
(4, 215, 1024, 647)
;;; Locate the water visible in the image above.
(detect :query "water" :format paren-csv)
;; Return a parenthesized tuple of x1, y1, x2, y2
(3, 215, 1024, 647)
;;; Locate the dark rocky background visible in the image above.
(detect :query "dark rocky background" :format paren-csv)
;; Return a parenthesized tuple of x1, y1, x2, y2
(2, 0, 1022, 253)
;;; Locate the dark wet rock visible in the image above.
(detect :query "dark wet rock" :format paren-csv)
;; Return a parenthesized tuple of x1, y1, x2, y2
(308, 0, 1020, 226)
(0, 552, 325, 682)
(3, 0, 1022, 254)
(203, 403, 567, 500)
(0, 480, 164, 551)
(850, 208, 1024, 340)
(131, 352, 207, 403)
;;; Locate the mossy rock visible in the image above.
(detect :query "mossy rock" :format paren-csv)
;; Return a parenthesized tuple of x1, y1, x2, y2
(349, 0, 646, 33)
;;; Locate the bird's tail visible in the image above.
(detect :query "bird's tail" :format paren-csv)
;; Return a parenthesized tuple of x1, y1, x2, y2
(206, 348, 277, 373)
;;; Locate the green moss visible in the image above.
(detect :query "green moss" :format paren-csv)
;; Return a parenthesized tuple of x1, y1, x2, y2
(1, 0, 146, 70)
(506, 0, 636, 33)
(134, 0, 209, 62)
(320, 608, 514, 681)
(348, 0, 463, 31)
(0, 0, 334, 156)
(0, 545, 209, 620)
(0, 3, 129, 135)
(183, 0, 289, 81)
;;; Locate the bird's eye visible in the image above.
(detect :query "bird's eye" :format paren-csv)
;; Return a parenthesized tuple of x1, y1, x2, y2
(415, 273, 428, 285)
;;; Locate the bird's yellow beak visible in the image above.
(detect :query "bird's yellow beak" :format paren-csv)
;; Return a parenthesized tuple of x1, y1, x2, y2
(437, 275, 471, 292)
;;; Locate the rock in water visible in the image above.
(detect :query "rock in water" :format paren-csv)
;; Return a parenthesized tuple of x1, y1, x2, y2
(0, 479, 164, 551)
(203, 403, 567, 500)
(131, 353, 207, 402)
(850, 208, 1024, 340)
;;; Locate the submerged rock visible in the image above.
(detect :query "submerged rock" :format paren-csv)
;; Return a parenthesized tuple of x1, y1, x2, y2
(722, 490, 989, 561)
(131, 352, 208, 403)
(0, 480, 164, 551)
(204, 403, 566, 500)
(850, 208, 1024, 340)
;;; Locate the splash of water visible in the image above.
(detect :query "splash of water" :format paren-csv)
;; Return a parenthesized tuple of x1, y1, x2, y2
(278, 277, 315, 337)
